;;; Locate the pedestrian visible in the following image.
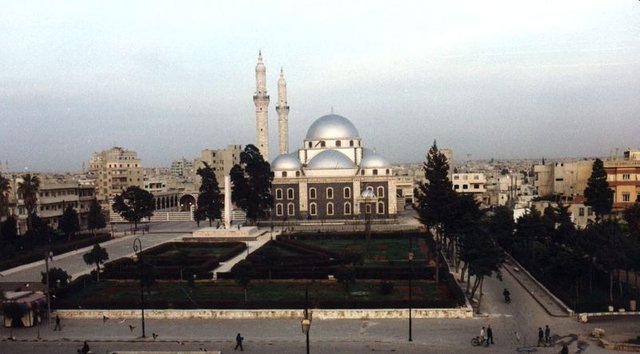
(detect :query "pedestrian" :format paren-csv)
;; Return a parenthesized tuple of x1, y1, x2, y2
(560, 343, 569, 354)
(234, 333, 244, 351)
(480, 326, 486, 344)
(544, 324, 551, 344)
(78, 340, 90, 354)
(487, 325, 494, 345)
(54, 314, 61, 331)
(537, 327, 544, 346)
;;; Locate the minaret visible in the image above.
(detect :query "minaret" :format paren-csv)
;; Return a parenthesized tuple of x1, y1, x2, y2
(253, 50, 270, 160)
(276, 68, 290, 155)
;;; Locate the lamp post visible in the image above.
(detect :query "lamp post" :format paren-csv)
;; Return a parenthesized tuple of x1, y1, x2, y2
(132, 237, 146, 338)
(301, 286, 312, 354)
(408, 249, 414, 342)
(44, 251, 52, 325)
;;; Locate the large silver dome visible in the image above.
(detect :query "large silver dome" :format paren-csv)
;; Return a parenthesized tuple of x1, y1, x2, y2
(305, 114, 360, 140)
(360, 150, 391, 169)
(272, 153, 302, 171)
(307, 150, 355, 169)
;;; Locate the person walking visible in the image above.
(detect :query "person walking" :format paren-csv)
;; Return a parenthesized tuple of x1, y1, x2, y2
(486, 325, 494, 345)
(560, 343, 569, 354)
(537, 327, 544, 346)
(544, 325, 551, 344)
(234, 333, 244, 351)
(78, 341, 90, 354)
(53, 314, 61, 331)
(480, 326, 486, 344)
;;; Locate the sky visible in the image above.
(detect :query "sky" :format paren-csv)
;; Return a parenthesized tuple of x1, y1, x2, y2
(1, 0, 639, 172)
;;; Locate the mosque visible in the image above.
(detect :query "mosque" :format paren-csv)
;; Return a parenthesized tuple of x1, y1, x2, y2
(253, 52, 398, 221)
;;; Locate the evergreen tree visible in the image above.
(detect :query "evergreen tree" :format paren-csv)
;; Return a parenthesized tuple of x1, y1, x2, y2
(87, 199, 106, 236)
(488, 206, 515, 252)
(584, 158, 613, 220)
(112, 186, 154, 233)
(623, 201, 640, 237)
(230, 144, 274, 224)
(0, 172, 10, 219)
(195, 162, 223, 226)
(41, 267, 71, 291)
(58, 204, 80, 240)
(82, 243, 109, 282)
(17, 174, 40, 232)
(233, 259, 253, 302)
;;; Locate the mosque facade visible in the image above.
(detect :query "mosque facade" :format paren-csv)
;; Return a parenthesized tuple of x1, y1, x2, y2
(254, 52, 398, 221)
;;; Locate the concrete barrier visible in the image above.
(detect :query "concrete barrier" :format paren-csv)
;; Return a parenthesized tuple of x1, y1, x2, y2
(57, 307, 473, 320)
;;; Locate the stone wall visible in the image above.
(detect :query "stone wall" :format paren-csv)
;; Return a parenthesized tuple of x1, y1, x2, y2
(57, 307, 473, 320)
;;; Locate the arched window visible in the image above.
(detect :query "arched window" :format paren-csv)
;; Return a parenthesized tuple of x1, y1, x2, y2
(377, 186, 385, 198)
(275, 188, 283, 200)
(309, 187, 317, 199)
(336, 140, 341, 147)
(386, 169, 390, 175)
(276, 203, 283, 216)
(373, 169, 378, 175)
(309, 142, 312, 148)
(367, 186, 374, 192)
(344, 202, 352, 215)
(287, 203, 295, 216)
(296, 171, 300, 177)
(310, 202, 317, 216)
(365, 204, 372, 214)
(327, 202, 334, 215)
(343, 187, 351, 199)
(282, 171, 287, 177)
(349, 140, 354, 147)
(377, 202, 385, 214)
(320, 141, 326, 147)
(287, 188, 294, 200)
(361, 170, 365, 175)
(326, 187, 334, 199)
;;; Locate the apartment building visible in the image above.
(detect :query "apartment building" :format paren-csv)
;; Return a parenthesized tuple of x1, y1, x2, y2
(88, 147, 144, 209)
(533, 160, 593, 198)
(605, 149, 640, 210)
(196, 145, 242, 191)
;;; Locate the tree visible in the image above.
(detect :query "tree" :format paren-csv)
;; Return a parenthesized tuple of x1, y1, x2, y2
(83, 243, 109, 282)
(230, 144, 274, 224)
(87, 199, 106, 236)
(335, 265, 356, 297)
(112, 186, 154, 233)
(623, 201, 640, 237)
(0, 172, 10, 219)
(584, 158, 613, 221)
(195, 162, 223, 226)
(41, 267, 71, 292)
(58, 204, 80, 240)
(17, 174, 40, 231)
(0, 215, 18, 245)
(261, 246, 282, 281)
(488, 206, 515, 252)
(233, 259, 253, 303)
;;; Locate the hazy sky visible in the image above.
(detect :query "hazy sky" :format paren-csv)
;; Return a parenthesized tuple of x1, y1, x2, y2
(1, 1, 639, 172)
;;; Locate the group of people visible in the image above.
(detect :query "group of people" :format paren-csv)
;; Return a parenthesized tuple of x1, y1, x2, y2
(538, 325, 552, 346)
(479, 325, 494, 346)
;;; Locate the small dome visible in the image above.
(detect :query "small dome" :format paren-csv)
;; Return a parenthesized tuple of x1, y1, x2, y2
(305, 114, 360, 140)
(360, 151, 391, 169)
(307, 150, 355, 169)
(272, 153, 302, 171)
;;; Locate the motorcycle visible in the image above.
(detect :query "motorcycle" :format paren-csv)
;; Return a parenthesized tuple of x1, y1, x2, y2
(471, 336, 486, 346)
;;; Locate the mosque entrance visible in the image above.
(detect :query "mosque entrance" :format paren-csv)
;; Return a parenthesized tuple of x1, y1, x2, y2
(179, 195, 196, 211)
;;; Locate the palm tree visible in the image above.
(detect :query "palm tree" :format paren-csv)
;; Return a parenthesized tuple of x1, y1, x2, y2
(0, 173, 10, 219)
(17, 174, 40, 231)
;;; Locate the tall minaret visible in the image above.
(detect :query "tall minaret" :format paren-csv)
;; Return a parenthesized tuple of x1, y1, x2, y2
(253, 50, 270, 160)
(276, 68, 290, 155)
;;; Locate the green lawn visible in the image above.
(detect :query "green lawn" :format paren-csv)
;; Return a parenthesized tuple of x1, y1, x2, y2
(300, 237, 427, 262)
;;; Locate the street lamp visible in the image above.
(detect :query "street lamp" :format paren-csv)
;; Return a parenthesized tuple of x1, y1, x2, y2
(44, 251, 52, 325)
(301, 286, 312, 354)
(408, 250, 414, 342)
(132, 237, 146, 338)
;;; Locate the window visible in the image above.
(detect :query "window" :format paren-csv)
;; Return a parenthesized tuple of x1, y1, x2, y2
(327, 202, 334, 215)
(320, 141, 326, 147)
(310, 202, 317, 216)
(386, 169, 389, 175)
(349, 140, 354, 147)
(282, 171, 287, 177)
(275, 189, 283, 200)
(309, 142, 312, 148)
(309, 188, 317, 199)
(377, 202, 385, 214)
(287, 203, 295, 216)
(462, 184, 468, 190)
(454, 185, 460, 190)
(336, 140, 341, 147)
(365, 204, 372, 214)
(326, 187, 334, 199)
(287, 188, 295, 200)
(361, 170, 365, 175)
(474, 184, 480, 189)
(344, 202, 352, 215)
(276, 203, 283, 216)
(623, 193, 631, 202)
(344, 187, 351, 199)
(377, 186, 384, 198)
(296, 171, 301, 177)
(373, 169, 378, 175)
(579, 207, 584, 216)
(623, 174, 631, 180)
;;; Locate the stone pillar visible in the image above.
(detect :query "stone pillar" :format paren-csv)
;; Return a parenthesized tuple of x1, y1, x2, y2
(224, 175, 232, 229)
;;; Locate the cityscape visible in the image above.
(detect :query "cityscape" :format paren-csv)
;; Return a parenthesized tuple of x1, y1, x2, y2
(1, 1, 640, 353)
